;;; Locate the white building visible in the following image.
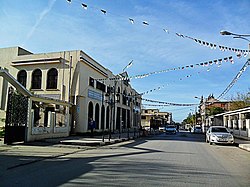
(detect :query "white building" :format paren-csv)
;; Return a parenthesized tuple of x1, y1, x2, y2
(210, 106, 250, 140)
(141, 109, 172, 129)
(0, 46, 141, 142)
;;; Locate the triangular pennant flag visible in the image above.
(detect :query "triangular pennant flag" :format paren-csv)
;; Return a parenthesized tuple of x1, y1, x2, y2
(163, 29, 169, 33)
(81, 3, 87, 9)
(129, 18, 134, 24)
(176, 33, 184, 37)
(101, 9, 107, 14)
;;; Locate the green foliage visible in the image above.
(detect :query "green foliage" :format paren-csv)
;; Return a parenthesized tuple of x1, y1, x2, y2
(230, 90, 250, 110)
(207, 107, 225, 115)
(182, 112, 196, 124)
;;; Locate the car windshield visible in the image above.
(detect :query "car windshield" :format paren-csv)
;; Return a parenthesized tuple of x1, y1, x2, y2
(167, 126, 175, 128)
(195, 127, 201, 129)
(211, 127, 228, 133)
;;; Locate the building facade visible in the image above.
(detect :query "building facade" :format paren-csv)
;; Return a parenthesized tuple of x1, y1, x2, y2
(141, 109, 172, 130)
(198, 95, 230, 132)
(0, 47, 141, 136)
(209, 107, 250, 140)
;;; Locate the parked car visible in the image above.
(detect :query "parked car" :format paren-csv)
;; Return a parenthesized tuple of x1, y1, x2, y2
(144, 126, 150, 131)
(192, 126, 202, 133)
(159, 126, 165, 132)
(165, 125, 177, 134)
(206, 126, 234, 145)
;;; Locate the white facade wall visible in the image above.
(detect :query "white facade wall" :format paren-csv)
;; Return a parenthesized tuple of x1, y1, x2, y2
(0, 47, 141, 134)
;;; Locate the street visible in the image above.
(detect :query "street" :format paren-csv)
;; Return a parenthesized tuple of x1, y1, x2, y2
(1, 131, 250, 187)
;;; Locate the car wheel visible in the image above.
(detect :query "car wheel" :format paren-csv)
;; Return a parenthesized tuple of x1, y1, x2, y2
(209, 140, 213, 145)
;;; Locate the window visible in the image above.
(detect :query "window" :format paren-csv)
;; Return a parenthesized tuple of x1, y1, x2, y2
(96, 81, 106, 92)
(17, 70, 27, 87)
(46, 68, 58, 89)
(89, 77, 94, 87)
(31, 69, 42, 89)
(211, 127, 228, 133)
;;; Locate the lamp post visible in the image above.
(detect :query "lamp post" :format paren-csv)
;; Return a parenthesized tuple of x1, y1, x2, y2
(194, 96, 206, 131)
(220, 30, 250, 51)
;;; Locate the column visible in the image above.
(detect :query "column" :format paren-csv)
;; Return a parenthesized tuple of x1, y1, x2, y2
(223, 116, 227, 128)
(238, 113, 243, 130)
(228, 116, 232, 129)
(246, 119, 250, 138)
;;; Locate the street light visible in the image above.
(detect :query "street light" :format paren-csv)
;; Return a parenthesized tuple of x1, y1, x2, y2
(220, 30, 250, 42)
(194, 96, 206, 130)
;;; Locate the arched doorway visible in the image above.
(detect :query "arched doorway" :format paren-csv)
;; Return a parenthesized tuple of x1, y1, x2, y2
(95, 104, 100, 129)
(88, 102, 93, 130)
(101, 105, 105, 130)
(106, 106, 110, 129)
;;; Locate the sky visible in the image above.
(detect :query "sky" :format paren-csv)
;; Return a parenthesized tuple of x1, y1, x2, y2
(0, 0, 250, 122)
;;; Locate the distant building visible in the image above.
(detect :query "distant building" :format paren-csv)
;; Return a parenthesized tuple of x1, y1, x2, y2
(199, 94, 231, 131)
(141, 109, 172, 129)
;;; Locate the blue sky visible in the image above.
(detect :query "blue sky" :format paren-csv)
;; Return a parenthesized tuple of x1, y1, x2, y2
(1, 0, 250, 122)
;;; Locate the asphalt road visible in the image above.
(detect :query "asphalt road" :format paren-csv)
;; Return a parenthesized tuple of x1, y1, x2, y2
(1, 131, 250, 187)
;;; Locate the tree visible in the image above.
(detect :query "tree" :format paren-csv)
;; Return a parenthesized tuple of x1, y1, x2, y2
(182, 112, 196, 125)
(207, 107, 225, 115)
(229, 90, 250, 110)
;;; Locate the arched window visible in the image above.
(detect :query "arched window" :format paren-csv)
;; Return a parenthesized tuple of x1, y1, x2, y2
(17, 70, 27, 87)
(47, 68, 58, 89)
(31, 69, 42, 89)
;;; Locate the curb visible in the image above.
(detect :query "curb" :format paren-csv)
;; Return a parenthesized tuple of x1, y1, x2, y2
(59, 136, 137, 146)
(238, 144, 250, 152)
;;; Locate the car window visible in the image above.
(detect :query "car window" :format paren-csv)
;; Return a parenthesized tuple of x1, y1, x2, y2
(211, 127, 228, 133)
(167, 126, 175, 128)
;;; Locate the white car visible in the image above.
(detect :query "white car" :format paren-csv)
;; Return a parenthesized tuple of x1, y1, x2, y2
(165, 125, 177, 134)
(206, 126, 234, 145)
(192, 126, 202, 133)
(159, 126, 165, 132)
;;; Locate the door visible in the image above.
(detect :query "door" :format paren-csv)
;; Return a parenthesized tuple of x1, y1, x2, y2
(4, 87, 28, 144)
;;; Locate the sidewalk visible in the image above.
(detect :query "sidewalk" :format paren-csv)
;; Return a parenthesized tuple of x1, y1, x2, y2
(234, 137, 250, 152)
(0, 132, 145, 176)
(43, 131, 142, 146)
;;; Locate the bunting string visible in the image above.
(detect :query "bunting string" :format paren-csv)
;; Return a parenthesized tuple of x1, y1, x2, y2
(142, 98, 198, 106)
(217, 58, 250, 99)
(66, 0, 249, 58)
(136, 69, 207, 97)
(95, 56, 234, 81)
(177, 34, 249, 58)
(142, 104, 171, 107)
